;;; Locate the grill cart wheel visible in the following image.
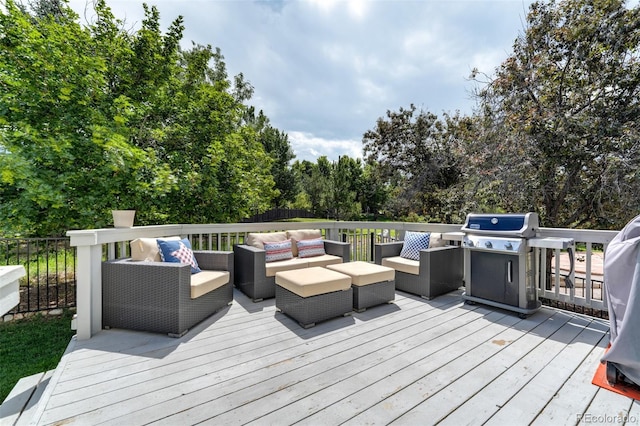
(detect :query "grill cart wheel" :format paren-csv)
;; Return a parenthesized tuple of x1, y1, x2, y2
(606, 361, 619, 385)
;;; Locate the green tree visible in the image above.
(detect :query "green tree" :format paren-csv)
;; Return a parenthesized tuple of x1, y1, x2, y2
(304, 158, 331, 217)
(21, 0, 65, 20)
(362, 105, 462, 221)
(0, 0, 171, 235)
(246, 108, 298, 208)
(0, 0, 277, 235)
(328, 156, 362, 220)
(473, 0, 640, 228)
(292, 156, 365, 220)
(291, 160, 315, 212)
(359, 160, 390, 219)
(149, 42, 274, 223)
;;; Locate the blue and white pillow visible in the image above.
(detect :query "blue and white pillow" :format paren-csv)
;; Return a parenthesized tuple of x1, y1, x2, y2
(264, 239, 293, 263)
(157, 238, 201, 274)
(297, 238, 326, 258)
(399, 231, 431, 261)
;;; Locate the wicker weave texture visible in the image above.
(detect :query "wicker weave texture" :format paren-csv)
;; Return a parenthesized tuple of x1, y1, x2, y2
(233, 244, 274, 301)
(353, 280, 395, 311)
(375, 244, 463, 300)
(194, 250, 234, 284)
(102, 256, 233, 336)
(395, 269, 462, 300)
(275, 285, 353, 328)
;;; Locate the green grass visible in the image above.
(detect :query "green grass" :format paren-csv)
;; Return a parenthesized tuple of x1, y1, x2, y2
(0, 309, 75, 403)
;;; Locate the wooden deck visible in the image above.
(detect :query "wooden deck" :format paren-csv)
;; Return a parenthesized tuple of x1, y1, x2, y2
(11, 289, 640, 425)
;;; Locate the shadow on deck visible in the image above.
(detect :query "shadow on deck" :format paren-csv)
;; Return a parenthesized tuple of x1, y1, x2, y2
(2, 288, 637, 426)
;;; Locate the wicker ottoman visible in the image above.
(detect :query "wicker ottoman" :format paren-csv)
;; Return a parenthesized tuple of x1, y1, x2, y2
(326, 261, 395, 312)
(275, 266, 353, 328)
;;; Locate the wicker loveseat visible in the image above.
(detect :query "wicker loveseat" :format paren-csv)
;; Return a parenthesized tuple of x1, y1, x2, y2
(374, 232, 463, 300)
(102, 237, 233, 337)
(233, 229, 351, 302)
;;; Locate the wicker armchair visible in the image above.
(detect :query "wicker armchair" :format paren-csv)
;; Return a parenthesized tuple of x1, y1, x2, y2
(374, 242, 462, 300)
(233, 240, 350, 302)
(102, 251, 233, 337)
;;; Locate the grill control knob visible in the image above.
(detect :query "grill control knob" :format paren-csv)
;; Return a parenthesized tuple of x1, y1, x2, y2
(505, 242, 513, 250)
(485, 241, 493, 248)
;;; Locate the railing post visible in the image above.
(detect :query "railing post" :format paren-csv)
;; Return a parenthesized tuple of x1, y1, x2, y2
(75, 244, 102, 340)
(326, 225, 339, 242)
(370, 232, 375, 262)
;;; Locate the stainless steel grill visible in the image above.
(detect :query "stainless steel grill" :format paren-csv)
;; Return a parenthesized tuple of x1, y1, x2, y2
(460, 213, 572, 318)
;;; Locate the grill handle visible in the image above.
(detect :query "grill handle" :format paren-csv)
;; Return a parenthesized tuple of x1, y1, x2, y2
(564, 247, 574, 289)
(507, 260, 513, 283)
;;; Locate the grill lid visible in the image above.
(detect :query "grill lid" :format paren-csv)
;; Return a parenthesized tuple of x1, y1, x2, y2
(461, 213, 539, 238)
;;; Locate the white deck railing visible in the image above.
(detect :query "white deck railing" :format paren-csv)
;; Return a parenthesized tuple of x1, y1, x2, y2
(67, 221, 618, 340)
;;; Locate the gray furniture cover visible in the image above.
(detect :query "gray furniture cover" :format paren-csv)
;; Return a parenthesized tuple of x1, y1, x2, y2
(602, 214, 640, 385)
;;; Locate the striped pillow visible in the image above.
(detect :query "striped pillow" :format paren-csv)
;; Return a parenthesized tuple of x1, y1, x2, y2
(297, 238, 326, 258)
(264, 239, 293, 262)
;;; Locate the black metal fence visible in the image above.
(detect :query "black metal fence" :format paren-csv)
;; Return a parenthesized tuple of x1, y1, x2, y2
(242, 208, 315, 223)
(0, 238, 76, 314)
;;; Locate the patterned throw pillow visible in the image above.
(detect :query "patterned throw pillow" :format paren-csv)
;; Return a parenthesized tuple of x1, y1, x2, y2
(157, 238, 202, 274)
(296, 238, 326, 258)
(399, 231, 431, 261)
(287, 229, 322, 257)
(264, 239, 293, 263)
(130, 236, 181, 262)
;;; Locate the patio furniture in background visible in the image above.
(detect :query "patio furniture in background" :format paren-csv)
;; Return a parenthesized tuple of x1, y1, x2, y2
(326, 261, 395, 312)
(375, 232, 463, 299)
(102, 248, 233, 337)
(275, 266, 353, 328)
(233, 229, 350, 302)
(66, 221, 614, 341)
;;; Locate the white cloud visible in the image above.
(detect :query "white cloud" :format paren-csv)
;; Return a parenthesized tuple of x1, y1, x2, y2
(288, 131, 362, 163)
(66, 0, 534, 161)
(308, 0, 369, 20)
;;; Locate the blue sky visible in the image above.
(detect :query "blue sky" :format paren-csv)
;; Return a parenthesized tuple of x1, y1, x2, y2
(67, 0, 534, 162)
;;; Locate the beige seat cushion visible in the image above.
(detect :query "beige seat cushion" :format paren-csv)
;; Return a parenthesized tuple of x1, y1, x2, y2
(265, 257, 309, 277)
(327, 261, 395, 286)
(130, 236, 181, 262)
(287, 229, 322, 257)
(190, 270, 230, 299)
(305, 254, 343, 268)
(275, 266, 351, 297)
(382, 256, 420, 275)
(246, 231, 288, 250)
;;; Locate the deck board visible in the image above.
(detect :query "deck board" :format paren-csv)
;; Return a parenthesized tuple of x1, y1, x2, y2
(531, 333, 609, 426)
(355, 309, 567, 425)
(0, 371, 46, 426)
(23, 288, 636, 426)
(433, 314, 589, 426)
(297, 310, 524, 426)
(207, 307, 501, 425)
(482, 317, 608, 425)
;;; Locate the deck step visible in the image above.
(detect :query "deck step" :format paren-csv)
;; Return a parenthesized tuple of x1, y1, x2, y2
(0, 370, 54, 426)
